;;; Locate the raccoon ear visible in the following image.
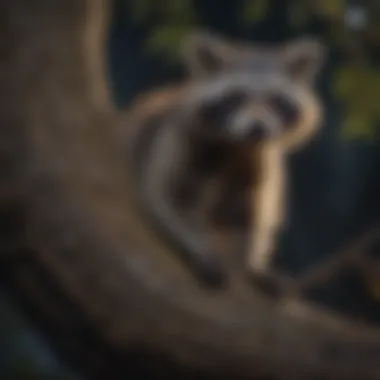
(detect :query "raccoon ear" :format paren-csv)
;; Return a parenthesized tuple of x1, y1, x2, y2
(181, 30, 234, 77)
(284, 39, 326, 82)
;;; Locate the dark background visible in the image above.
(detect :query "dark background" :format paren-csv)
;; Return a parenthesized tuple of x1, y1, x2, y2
(1, 0, 380, 378)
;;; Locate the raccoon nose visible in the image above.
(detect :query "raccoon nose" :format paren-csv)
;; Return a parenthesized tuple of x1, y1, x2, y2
(247, 121, 267, 141)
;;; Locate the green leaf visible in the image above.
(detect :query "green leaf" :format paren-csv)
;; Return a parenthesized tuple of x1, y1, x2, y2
(145, 24, 193, 62)
(316, 0, 345, 18)
(241, 0, 269, 26)
(333, 67, 356, 100)
(165, 0, 197, 23)
(340, 113, 375, 141)
(129, 0, 151, 24)
(288, 1, 310, 28)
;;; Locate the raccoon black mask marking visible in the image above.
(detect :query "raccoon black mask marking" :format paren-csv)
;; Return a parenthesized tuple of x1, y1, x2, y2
(193, 88, 302, 144)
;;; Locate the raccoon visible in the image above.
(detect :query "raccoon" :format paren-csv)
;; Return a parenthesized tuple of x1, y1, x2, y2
(182, 31, 326, 279)
(123, 31, 325, 287)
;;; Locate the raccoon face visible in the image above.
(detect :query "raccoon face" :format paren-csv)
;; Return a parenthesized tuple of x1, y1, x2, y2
(188, 82, 302, 144)
(180, 31, 325, 150)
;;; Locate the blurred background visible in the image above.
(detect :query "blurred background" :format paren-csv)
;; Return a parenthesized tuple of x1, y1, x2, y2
(1, 0, 380, 378)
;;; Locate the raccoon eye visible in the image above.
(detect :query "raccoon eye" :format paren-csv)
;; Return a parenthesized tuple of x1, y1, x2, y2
(220, 91, 249, 111)
(268, 94, 299, 127)
(199, 91, 248, 127)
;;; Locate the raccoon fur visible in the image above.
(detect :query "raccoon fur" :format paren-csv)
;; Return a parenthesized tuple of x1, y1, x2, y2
(122, 31, 325, 287)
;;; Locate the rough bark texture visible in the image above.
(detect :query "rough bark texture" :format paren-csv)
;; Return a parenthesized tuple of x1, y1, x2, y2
(2, 0, 380, 379)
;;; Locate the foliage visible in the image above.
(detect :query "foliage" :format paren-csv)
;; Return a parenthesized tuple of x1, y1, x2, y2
(126, 0, 380, 140)
(128, 0, 197, 59)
